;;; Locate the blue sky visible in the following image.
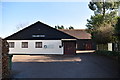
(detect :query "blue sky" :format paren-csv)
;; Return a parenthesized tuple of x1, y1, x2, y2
(0, 2, 94, 38)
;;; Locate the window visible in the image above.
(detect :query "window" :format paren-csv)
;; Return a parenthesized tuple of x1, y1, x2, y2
(35, 42, 42, 48)
(9, 42, 14, 48)
(32, 34, 45, 37)
(22, 42, 28, 48)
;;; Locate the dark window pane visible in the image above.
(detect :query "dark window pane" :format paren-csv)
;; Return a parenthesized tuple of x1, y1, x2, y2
(35, 42, 42, 48)
(9, 42, 14, 48)
(22, 42, 28, 48)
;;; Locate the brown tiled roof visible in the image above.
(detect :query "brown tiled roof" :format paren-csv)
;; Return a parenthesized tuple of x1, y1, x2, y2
(59, 29, 91, 39)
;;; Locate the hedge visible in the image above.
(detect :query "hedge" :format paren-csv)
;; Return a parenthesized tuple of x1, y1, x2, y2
(95, 50, 120, 57)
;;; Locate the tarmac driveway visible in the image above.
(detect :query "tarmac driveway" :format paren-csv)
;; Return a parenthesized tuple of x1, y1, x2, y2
(11, 54, 120, 78)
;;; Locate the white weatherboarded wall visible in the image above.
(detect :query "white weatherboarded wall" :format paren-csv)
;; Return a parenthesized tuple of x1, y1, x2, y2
(7, 40, 63, 55)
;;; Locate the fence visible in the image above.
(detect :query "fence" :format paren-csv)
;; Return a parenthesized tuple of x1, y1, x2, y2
(97, 43, 120, 52)
(112, 43, 120, 51)
(108, 43, 120, 52)
(97, 44, 108, 51)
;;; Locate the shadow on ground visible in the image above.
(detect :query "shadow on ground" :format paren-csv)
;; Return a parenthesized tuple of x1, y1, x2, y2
(11, 54, 120, 78)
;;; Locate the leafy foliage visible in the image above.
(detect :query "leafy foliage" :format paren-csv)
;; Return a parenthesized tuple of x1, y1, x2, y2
(88, 0, 120, 16)
(86, 14, 104, 34)
(86, 0, 120, 44)
(115, 17, 120, 41)
(68, 26, 74, 29)
(92, 24, 115, 44)
(55, 25, 65, 29)
(95, 50, 120, 56)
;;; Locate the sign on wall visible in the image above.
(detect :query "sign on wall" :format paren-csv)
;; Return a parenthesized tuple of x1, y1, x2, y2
(45, 44, 54, 49)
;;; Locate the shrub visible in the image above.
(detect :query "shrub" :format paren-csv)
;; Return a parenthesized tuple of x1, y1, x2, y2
(95, 50, 120, 56)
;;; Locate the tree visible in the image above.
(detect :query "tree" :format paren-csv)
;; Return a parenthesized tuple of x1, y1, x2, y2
(92, 24, 115, 44)
(115, 17, 120, 41)
(55, 25, 58, 29)
(86, 14, 118, 44)
(86, 13, 118, 34)
(68, 26, 74, 29)
(55, 25, 65, 29)
(86, 0, 120, 44)
(86, 14, 104, 34)
(88, 0, 120, 17)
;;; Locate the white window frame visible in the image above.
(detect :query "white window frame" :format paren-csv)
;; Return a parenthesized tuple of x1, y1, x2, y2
(9, 42, 14, 48)
(22, 42, 28, 48)
(35, 42, 42, 48)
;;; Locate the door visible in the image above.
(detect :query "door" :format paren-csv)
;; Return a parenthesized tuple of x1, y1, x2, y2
(63, 41, 76, 55)
(85, 43, 92, 50)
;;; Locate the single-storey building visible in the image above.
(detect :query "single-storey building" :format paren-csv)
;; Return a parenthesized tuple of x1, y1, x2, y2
(59, 29, 96, 50)
(5, 21, 76, 55)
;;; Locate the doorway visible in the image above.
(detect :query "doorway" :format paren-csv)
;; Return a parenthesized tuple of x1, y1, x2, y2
(85, 43, 92, 50)
(63, 41, 76, 55)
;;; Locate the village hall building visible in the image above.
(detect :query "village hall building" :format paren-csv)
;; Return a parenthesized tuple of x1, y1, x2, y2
(59, 29, 96, 50)
(5, 21, 77, 55)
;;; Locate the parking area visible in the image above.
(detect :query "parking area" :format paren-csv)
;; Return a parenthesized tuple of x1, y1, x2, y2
(11, 53, 119, 78)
